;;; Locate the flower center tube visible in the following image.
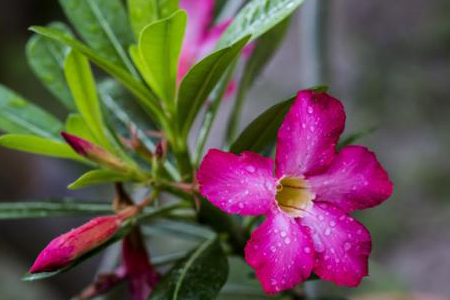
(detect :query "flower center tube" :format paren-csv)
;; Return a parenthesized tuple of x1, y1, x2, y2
(275, 177, 314, 217)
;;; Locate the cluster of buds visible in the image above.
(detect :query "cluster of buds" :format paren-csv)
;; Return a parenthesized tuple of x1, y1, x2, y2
(29, 184, 159, 300)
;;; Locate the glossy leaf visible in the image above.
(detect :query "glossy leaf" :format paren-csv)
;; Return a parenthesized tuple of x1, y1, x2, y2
(26, 22, 74, 109)
(217, 0, 306, 49)
(65, 113, 96, 142)
(226, 18, 291, 145)
(138, 10, 187, 103)
(0, 200, 113, 219)
(127, 0, 179, 38)
(64, 50, 111, 150)
(98, 79, 180, 180)
(58, 0, 136, 76)
(22, 202, 180, 281)
(149, 236, 229, 300)
(177, 36, 250, 137)
(230, 96, 294, 154)
(0, 84, 63, 139)
(0, 134, 85, 162)
(29, 26, 164, 126)
(68, 169, 133, 189)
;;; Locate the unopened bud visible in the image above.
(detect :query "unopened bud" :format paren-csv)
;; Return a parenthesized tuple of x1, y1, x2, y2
(61, 132, 129, 172)
(29, 214, 128, 274)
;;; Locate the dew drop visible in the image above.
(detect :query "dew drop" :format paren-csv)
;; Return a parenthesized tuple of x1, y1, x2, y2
(246, 165, 256, 173)
(330, 221, 336, 227)
(284, 237, 291, 244)
(270, 245, 276, 252)
(344, 242, 352, 251)
(280, 231, 287, 237)
(324, 228, 331, 236)
(307, 106, 313, 114)
(304, 247, 311, 253)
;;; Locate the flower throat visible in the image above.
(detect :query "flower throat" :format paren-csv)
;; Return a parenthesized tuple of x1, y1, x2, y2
(275, 177, 314, 217)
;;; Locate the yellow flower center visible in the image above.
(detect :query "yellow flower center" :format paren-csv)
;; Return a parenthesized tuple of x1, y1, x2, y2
(275, 177, 315, 217)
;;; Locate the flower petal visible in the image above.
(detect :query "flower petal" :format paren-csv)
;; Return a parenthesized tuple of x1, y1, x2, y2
(197, 149, 276, 215)
(245, 208, 315, 293)
(275, 90, 345, 178)
(308, 145, 393, 213)
(301, 202, 372, 287)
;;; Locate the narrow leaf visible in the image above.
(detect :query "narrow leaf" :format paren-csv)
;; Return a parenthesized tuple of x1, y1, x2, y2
(0, 134, 85, 161)
(138, 10, 187, 103)
(226, 18, 291, 145)
(58, 0, 136, 76)
(230, 97, 294, 154)
(68, 169, 133, 189)
(149, 237, 229, 300)
(178, 35, 250, 137)
(0, 84, 63, 139)
(65, 113, 96, 142)
(0, 200, 113, 219)
(29, 26, 164, 126)
(217, 0, 306, 48)
(64, 50, 110, 149)
(26, 22, 75, 109)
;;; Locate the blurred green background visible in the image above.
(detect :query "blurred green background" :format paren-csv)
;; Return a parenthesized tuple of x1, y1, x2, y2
(0, 0, 449, 299)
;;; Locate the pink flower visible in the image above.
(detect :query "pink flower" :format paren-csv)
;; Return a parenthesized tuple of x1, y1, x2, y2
(197, 90, 393, 293)
(178, 0, 230, 81)
(121, 229, 159, 300)
(30, 215, 124, 273)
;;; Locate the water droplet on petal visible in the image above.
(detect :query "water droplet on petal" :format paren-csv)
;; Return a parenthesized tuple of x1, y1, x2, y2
(284, 237, 291, 244)
(304, 247, 311, 253)
(280, 231, 287, 237)
(344, 242, 352, 251)
(245, 165, 256, 173)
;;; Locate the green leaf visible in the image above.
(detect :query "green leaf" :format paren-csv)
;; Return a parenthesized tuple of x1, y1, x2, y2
(226, 18, 291, 145)
(0, 134, 86, 161)
(149, 236, 229, 300)
(26, 22, 75, 109)
(68, 169, 133, 189)
(29, 26, 165, 127)
(0, 200, 113, 219)
(177, 36, 250, 138)
(0, 84, 63, 139)
(138, 10, 187, 103)
(64, 49, 111, 149)
(337, 127, 377, 150)
(58, 0, 136, 76)
(127, 0, 179, 38)
(98, 79, 180, 180)
(65, 113, 96, 142)
(230, 97, 294, 154)
(22, 202, 180, 281)
(217, 0, 306, 49)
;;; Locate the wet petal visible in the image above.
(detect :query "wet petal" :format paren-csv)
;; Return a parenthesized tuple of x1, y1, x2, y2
(308, 146, 393, 213)
(275, 90, 345, 178)
(245, 208, 315, 293)
(197, 149, 276, 215)
(301, 202, 371, 287)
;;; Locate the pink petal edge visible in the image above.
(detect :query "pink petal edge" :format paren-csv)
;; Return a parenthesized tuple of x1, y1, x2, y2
(275, 90, 346, 178)
(301, 202, 372, 287)
(197, 149, 276, 215)
(308, 145, 393, 213)
(245, 208, 315, 293)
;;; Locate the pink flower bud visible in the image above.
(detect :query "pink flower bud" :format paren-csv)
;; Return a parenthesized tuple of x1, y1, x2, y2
(30, 214, 125, 274)
(61, 132, 129, 172)
(122, 228, 159, 300)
